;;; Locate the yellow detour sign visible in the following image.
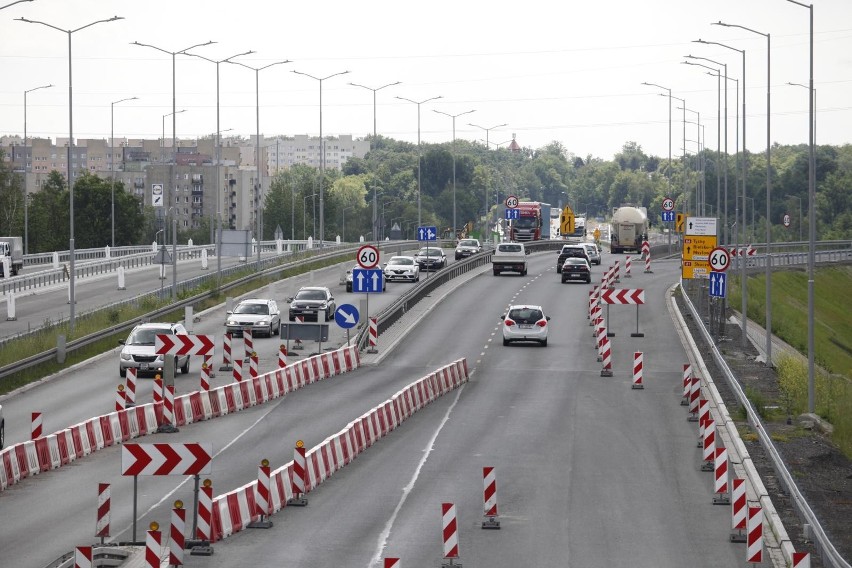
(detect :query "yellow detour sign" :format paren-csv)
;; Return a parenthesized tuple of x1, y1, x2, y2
(681, 235, 717, 279)
(675, 213, 686, 233)
(560, 206, 575, 236)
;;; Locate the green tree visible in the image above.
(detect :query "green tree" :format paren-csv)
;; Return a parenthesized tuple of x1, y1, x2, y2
(0, 150, 24, 236)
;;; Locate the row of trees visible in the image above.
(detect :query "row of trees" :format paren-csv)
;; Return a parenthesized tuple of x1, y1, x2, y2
(2, 137, 850, 253)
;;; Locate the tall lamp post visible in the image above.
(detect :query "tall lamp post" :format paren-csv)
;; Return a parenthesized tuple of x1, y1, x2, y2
(292, 69, 350, 246)
(695, 37, 748, 348)
(18, 14, 123, 333)
(713, 20, 774, 366)
(396, 95, 442, 229)
(469, 122, 506, 240)
(228, 57, 291, 271)
(678, 107, 701, 214)
(434, 108, 476, 240)
(23, 83, 53, 255)
(110, 96, 137, 248)
(349, 80, 401, 243)
(161, 109, 186, 241)
(642, 82, 674, 253)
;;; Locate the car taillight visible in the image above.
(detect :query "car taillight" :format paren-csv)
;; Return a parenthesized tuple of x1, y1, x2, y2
(536, 319, 547, 327)
(504, 319, 515, 327)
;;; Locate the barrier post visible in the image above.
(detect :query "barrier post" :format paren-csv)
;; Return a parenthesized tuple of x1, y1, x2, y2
(384, 560, 400, 568)
(74, 546, 93, 568)
(125, 368, 137, 406)
(368, 317, 378, 354)
(441, 502, 461, 567)
(288, 441, 309, 506)
(249, 352, 259, 379)
(625, 255, 632, 277)
(243, 328, 253, 362)
(232, 358, 243, 382)
(189, 479, 214, 556)
(158, 385, 179, 434)
(145, 526, 161, 568)
(31, 412, 43, 440)
(482, 466, 500, 529)
(95, 483, 110, 543)
(681, 364, 691, 406)
(600, 337, 613, 377)
(701, 418, 716, 472)
(746, 505, 763, 564)
(200, 357, 212, 391)
(278, 344, 288, 368)
(631, 351, 644, 389)
(730, 478, 747, 542)
(687, 377, 700, 421)
(248, 460, 274, 528)
(219, 332, 233, 372)
(153, 376, 163, 405)
(115, 384, 126, 412)
(713, 447, 730, 505)
(170, 503, 186, 566)
(792, 552, 811, 568)
(293, 315, 305, 350)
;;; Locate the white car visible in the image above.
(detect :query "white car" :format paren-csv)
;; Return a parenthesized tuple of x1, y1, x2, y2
(383, 256, 420, 283)
(119, 322, 191, 377)
(581, 242, 601, 265)
(502, 304, 550, 347)
(225, 298, 281, 337)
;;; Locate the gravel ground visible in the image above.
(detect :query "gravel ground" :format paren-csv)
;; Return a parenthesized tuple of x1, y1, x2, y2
(676, 289, 852, 568)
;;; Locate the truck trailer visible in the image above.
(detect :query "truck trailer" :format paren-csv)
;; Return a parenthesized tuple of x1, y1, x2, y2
(610, 206, 648, 254)
(0, 236, 24, 277)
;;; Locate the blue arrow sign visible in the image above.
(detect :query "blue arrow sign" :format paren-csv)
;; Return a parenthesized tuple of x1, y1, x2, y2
(661, 211, 675, 223)
(417, 226, 437, 241)
(334, 303, 360, 329)
(709, 272, 727, 298)
(352, 268, 384, 293)
(505, 208, 520, 220)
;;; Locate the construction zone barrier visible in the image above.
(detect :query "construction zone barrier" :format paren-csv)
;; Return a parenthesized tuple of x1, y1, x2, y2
(713, 447, 730, 505)
(441, 502, 461, 565)
(95, 483, 110, 539)
(632, 351, 644, 389)
(482, 466, 500, 529)
(125, 368, 137, 406)
(170, 506, 186, 566)
(74, 546, 92, 568)
(747, 506, 763, 564)
(220, 332, 233, 372)
(145, 528, 161, 568)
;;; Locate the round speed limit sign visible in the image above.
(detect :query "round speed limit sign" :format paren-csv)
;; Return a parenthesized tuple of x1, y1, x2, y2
(505, 195, 519, 209)
(356, 245, 380, 269)
(662, 197, 675, 211)
(708, 246, 731, 272)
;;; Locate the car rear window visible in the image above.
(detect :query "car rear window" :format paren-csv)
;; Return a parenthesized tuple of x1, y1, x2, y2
(508, 308, 543, 323)
(499, 244, 522, 253)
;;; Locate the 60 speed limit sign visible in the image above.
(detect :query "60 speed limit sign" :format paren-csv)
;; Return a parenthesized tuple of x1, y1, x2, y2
(505, 195, 519, 209)
(708, 246, 731, 272)
(356, 244, 380, 269)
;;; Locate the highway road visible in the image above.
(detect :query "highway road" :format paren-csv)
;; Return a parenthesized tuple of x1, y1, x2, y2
(0, 250, 753, 567)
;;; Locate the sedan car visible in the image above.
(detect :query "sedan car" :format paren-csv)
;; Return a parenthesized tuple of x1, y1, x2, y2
(344, 264, 387, 292)
(288, 286, 336, 322)
(502, 305, 550, 347)
(454, 238, 482, 260)
(414, 247, 447, 271)
(225, 298, 281, 337)
(383, 256, 420, 283)
(119, 322, 191, 377)
(561, 257, 592, 283)
(581, 242, 601, 265)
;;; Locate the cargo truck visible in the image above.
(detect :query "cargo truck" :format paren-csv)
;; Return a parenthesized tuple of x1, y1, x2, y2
(0, 236, 24, 277)
(508, 201, 551, 242)
(610, 206, 648, 254)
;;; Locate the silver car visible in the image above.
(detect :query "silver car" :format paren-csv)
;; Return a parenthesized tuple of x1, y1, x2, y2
(455, 238, 482, 260)
(119, 322, 191, 377)
(225, 298, 281, 337)
(383, 256, 420, 283)
(502, 305, 550, 347)
(581, 242, 601, 265)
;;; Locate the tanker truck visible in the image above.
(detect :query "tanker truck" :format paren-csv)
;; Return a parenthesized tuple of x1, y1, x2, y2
(610, 206, 648, 254)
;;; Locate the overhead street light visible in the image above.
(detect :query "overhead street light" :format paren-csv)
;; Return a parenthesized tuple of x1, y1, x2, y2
(292, 69, 350, 246)
(434, 108, 476, 241)
(349, 80, 401, 243)
(18, 14, 124, 333)
(469, 122, 506, 240)
(23, 82, 53, 255)
(110, 96, 138, 248)
(642, 82, 676, 254)
(1, 0, 33, 9)
(396, 95, 442, 229)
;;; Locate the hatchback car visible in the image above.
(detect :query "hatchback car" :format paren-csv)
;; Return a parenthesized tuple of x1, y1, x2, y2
(414, 247, 447, 271)
(502, 305, 550, 347)
(561, 257, 592, 283)
(119, 322, 191, 377)
(288, 286, 336, 322)
(383, 256, 420, 283)
(225, 298, 280, 337)
(454, 238, 482, 260)
(581, 242, 601, 265)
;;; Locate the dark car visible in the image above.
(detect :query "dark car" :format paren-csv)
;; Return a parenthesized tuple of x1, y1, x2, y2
(556, 245, 590, 273)
(414, 247, 447, 271)
(288, 286, 336, 322)
(454, 238, 482, 260)
(561, 257, 592, 283)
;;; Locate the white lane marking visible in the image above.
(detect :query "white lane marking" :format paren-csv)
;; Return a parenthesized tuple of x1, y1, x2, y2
(111, 397, 286, 541)
(368, 379, 469, 567)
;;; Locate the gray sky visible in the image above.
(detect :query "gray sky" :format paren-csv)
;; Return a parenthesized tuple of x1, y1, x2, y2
(1, 0, 849, 160)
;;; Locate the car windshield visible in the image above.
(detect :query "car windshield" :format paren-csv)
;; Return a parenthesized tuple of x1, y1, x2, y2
(498, 244, 522, 253)
(235, 303, 268, 315)
(295, 289, 327, 301)
(389, 257, 413, 265)
(459, 240, 478, 247)
(128, 327, 171, 345)
(508, 308, 544, 324)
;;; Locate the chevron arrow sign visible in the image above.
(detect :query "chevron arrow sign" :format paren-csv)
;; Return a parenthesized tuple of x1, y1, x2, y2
(600, 289, 645, 305)
(155, 334, 215, 356)
(121, 443, 213, 476)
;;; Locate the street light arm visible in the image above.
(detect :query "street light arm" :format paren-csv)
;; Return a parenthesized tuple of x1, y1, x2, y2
(349, 81, 401, 92)
(685, 54, 726, 68)
(25, 83, 54, 94)
(682, 61, 719, 74)
(112, 96, 138, 105)
(292, 69, 349, 81)
(396, 95, 442, 106)
(641, 81, 670, 92)
(469, 122, 507, 131)
(434, 109, 476, 119)
(228, 58, 291, 72)
(185, 49, 255, 65)
(1, 0, 33, 9)
(713, 21, 768, 38)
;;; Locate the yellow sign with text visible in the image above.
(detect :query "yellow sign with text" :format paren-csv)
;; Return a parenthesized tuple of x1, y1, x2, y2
(681, 260, 710, 279)
(681, 235, 716, 279)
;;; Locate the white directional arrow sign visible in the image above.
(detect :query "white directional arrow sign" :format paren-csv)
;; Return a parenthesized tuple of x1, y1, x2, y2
(352, 268, 384, 293)
(337, 308, 357, 325)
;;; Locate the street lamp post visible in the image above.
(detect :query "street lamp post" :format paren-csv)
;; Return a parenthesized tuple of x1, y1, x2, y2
(292, 69, 350, 246)
(110, 96, 137, 248)
(714, 20, 774, 366)
(396, 95, 443, 229)
(642, 82, 674, 253)
(469, 122, 506, 240)
(679, 108, 701, 214)
(18, 14, 123, 333)
(227, 57, 291, 271)
(23, 83, 53, 255)
(349, 80, 401, 243)
(303, 194, 317, 240)
(434, 108, 476, 240)
(161, 109, 186, 241)
(695, 37, 748, 348)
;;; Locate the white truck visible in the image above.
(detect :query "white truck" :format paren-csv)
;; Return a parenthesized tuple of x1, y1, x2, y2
(0, 236, 24, 277)
(492, 242, 529, 276)
(610, 206, 648, 254)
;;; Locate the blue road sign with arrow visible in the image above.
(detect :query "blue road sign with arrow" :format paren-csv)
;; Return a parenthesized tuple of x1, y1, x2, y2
(418, 226, 437, 241)
(709, 272, 727, 298)
(334, 304, 360, 329)
(505, 208, 520, 220)
(661, 211, 675, 223)
(352, 268, 384, 293)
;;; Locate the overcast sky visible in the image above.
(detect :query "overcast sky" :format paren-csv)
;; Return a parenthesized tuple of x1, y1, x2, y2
(1, 0, 849, 161)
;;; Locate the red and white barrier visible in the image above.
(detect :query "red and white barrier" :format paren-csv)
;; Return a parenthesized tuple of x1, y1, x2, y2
(243, 328, 253, 361)
(163, 385, 175, 426)
(95, 482, 110, 539)
(482, 466, 500, 529)
(625, 255, 632, 277)
(644, 249, 652, 273)
(170, 506, 185, 566)
(612, 260, 620, 283)
(197, 482, 213, 541)
(221, 332, 233, 371)
(249, 354, 259, 379)
(713, 447, 730, 504)
(702, 418, 716, 471)
(632, 351, 644, 389)
(289, 445, 308, 506)
(687, 377, 700, 421)
(201, 356, 212, 391)
(153, 377, 163, 405)
(384, 559, 400, 568)
(681, 363, 692, 405)
(278, 345, 287, 368)
(145, 529, 161, 568)
(368, 317, 378, 352)
(697, 398, 710, 446)
(587, 288, 596, 320)
(731, 477, 747, 541)
(600, 337, 613, 377)
(232, 359, 243, 382)
(31, 412, 42, 440)
(747, 505, 763, 563)
(125, 368, 137, 406)
(596, 322, 607, 362)
(255, 463, 271, 519)
(115, 384, 126, 412)
(442, 502, 460, 560)
(792, 552, 811, 568)
(74, 546, 92, 568)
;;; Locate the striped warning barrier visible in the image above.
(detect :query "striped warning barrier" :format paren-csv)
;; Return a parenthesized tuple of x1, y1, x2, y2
(196, 481, 213, 541)
(232, 358, 243, 382)
(243, 328, 253, 361)
(588, 288, 595, 320)
(220, 332, 233, 371)
(278, 344, 287, 368)
(170, 506, 185, 566)
(482, 466, 500, 529)
(713, 447, 730, 504)
(600, 337, 613, 377)
(792, 552, 811, 567)
(163, 386, 176, 427)
(747, 506, 763, 563)
(384, 559, 400, 568)
(201, 356, 212, 391)
(115, 384, 126, 412)
(613, 260, 620, 283)
(31, 412, 42, 440)
(596, 323, 607, 362)
(731, 477, 747, 542)
(625, 255, 632, 277)
(687, 377, 700, 421)
(702, 418, 716, 471)
(368, 317, 378, 353)
(289, 444, 308, 506)
(681, 363, 692, 405)
(153, 377, 163, 405)
(145, 529, 161, 568)
(442, 502, 460, 561)
(644, 248, 652, 273)
(697, 398, 710, 447)
(125, 368, 137, 406)
(74, 546, 92, 568)
(632, 351, 644, 389)
(249, 353, 259, 379)
(96, 483, 110, 539)
(249, 462, 273, 528)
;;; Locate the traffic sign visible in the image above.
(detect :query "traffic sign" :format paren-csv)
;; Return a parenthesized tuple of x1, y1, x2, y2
(417, 226, 437, 241)
(683, 235, 717, 261)
(662, 197, 675, 211)
(152, 184, 164, 207)
(155, 334, 215, 356)
(661, 211, 675, 223)
(121, 443, 213, 476)
(708, 246, 731, 272)
(685, 216, 718, 236)
(675, 213, 686, 233)
(782, 213, 791, 228)
(505, 208, 520, 220)
(681, 260, 710, 280)
(505, 195, 519, 209)
(356, 244, 380, 269)
(334, 304, 360, 329)
(352, 268, 384, 293)
(709, 272, 727, 298)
